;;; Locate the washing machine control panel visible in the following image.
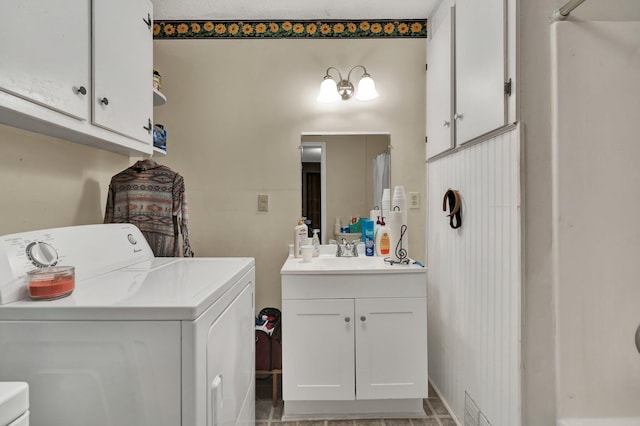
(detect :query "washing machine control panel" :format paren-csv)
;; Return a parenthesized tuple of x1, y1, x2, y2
(0, 233, 64, 275)
(0, 224, 155, 305)
(26, 241, 59, 267)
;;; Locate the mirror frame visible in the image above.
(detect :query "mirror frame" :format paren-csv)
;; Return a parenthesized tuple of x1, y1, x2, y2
(300, 141, 327, 244)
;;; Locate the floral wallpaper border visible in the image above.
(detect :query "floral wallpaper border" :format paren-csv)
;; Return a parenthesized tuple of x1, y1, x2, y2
(153, 19, 428, 39)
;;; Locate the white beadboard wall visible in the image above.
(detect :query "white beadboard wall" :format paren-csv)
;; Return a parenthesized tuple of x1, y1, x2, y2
(427, 126, 522, 426)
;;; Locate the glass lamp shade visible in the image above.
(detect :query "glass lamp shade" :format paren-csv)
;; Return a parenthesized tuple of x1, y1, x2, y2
(355, 75, 379, 101)
(317, 77, 341, 103)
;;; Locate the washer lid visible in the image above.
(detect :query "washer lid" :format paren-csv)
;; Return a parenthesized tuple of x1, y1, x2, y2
(0, 257, 255, 321)
(0, 382, 28, 426)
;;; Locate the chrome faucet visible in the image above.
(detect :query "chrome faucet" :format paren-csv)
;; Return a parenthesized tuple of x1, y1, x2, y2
(329, 238, 360, 257)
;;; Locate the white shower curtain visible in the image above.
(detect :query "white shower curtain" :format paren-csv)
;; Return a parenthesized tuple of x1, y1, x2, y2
(373, 150, 390, 211)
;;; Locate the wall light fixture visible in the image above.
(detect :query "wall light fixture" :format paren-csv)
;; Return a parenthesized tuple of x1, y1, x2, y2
(317, 65, 379, 103)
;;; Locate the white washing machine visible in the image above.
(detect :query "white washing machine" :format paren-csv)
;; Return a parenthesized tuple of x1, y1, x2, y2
(0, 224, 255, 426)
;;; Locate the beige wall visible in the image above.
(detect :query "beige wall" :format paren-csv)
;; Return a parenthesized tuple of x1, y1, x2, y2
(0, 123, 129, 236)
(153, 38, 426, 311)
(0, 38, 424, 314)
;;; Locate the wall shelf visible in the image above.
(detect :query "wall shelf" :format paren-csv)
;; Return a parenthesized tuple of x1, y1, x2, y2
(153, 146, 166, 156)
(153, 88, 166, 106)
(153, 86, 167, 155)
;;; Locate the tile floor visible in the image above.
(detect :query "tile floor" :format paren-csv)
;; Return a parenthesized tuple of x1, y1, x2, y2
(255, 375, 458, 426)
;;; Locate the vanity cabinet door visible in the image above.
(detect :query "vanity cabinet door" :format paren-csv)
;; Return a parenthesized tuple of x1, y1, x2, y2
(355, 297, 428, 399)
(93, 0, 153, 144)
(282, 298, 355, 401)
(0, 0, 90, 120)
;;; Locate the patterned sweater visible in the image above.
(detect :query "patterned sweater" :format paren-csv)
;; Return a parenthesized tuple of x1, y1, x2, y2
(104, 159, 194, 257)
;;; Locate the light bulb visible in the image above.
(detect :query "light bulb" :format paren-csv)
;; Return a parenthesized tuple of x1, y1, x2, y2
(355, 75, 379, 101)
(317, 77, 340, 103)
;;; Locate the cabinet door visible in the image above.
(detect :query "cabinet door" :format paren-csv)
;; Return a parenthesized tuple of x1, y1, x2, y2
(455, 0, 506, 144)
(426, 3, 454, 160)
(0, 0, 90, 120)
(282, 299, 355, 401)
(355, 298, 427, 399)
(93, 0, 153, 144)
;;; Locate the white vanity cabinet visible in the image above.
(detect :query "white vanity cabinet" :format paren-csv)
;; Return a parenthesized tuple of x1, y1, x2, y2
(0, 0, 153, 156)
(281, 256, 428, 419)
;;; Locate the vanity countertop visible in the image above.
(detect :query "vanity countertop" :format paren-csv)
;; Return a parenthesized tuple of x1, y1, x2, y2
(281, 253, 425, 275)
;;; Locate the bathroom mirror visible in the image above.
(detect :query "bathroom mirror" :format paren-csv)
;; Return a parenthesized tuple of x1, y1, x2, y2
(301, 133, 390, 244)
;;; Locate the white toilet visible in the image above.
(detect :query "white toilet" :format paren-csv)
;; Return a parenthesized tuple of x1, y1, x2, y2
(0, 383, 29, 426)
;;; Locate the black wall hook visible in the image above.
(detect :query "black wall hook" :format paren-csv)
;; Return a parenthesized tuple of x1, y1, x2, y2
(442, 189, 462, 229)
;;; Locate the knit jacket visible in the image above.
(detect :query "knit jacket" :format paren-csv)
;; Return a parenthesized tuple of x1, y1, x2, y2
(104, 159, 193, 257)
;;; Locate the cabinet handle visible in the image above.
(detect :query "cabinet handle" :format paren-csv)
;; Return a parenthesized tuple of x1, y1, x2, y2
(143, 13, 151, 30)
(75, 86, 87, 96)
(344, 316, 351, 323)
(143, 118, 152, 133)
(454, 113, 463, 120)
(443, 120, 450, 127)
(360, 316, 366, 322)
(99, 97, 109, 106)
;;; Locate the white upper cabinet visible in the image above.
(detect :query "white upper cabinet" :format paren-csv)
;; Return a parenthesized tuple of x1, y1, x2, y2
(455, 0, 507, 144)
(93, 0, 153, 144)
(0, 0, 153, 156)
(0, 0, 90, 120)
(426, 4, 454, 159)
(426, 0, 508, 158)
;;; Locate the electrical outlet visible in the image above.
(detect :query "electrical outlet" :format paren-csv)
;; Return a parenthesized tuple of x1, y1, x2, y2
(257, 194, 269, 212)
(409, 192, 420, 209)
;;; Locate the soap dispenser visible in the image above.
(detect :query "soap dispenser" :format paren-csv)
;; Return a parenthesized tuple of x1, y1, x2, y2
(294, 218, 308, 258)
(375, 217, 390, 256)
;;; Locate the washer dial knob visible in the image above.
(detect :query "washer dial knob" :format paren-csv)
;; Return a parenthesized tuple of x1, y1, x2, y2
(26, 242, 59, 267)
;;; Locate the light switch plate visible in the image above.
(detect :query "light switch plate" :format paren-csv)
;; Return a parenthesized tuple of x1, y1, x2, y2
(409, 192, 420, 209)
(258, 194, 269, 212)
